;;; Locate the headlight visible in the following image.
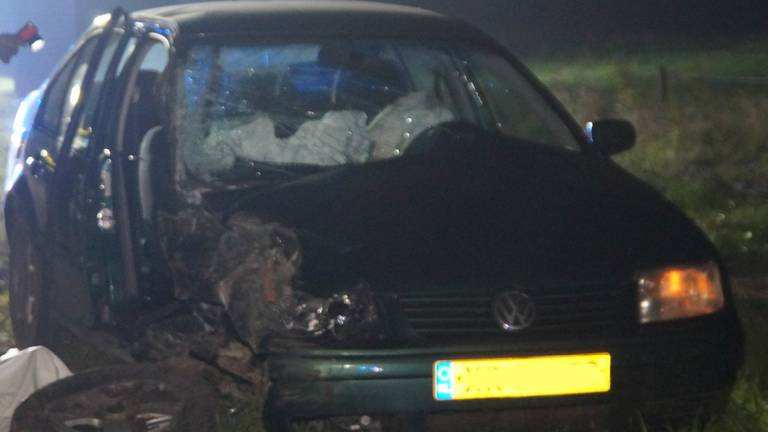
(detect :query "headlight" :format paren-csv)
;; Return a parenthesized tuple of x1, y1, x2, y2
(637, 262, 724, 324)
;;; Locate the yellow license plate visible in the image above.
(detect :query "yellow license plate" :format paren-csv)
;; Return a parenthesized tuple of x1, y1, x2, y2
(433, 353, 611, 401)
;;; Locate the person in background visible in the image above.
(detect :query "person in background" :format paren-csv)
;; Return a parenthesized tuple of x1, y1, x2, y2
(0, 33, 19, 64)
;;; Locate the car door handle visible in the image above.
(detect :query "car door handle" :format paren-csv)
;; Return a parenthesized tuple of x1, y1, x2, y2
(25, 149, 56, 177)
(96, 150, 115, 233)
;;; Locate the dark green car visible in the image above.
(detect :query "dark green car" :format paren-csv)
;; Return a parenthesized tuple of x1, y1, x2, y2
(5, 2, 743, 431)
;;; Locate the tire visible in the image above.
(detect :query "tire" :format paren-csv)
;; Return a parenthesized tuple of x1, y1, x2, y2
(6, 200, 47, 348)
(11, 365, 219, 432)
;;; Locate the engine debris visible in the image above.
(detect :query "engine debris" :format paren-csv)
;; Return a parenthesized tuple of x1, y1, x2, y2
(160, 207, 382, 351)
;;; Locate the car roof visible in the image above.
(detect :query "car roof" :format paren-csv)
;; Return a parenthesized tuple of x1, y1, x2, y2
(133, 1, 490, 42)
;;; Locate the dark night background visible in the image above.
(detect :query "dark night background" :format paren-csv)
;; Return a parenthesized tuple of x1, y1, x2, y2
(3, 0, 768, 94)
(397, 0, 768, 52)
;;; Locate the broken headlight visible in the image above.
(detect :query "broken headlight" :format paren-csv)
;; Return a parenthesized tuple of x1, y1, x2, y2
(637, 262, 724, 324)
(289, 286, 381, 340)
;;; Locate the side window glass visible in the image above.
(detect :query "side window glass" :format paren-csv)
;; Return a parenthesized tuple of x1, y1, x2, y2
(71, 33, 137, 155)
(467, 52, 579, 150)
(39, 56, 78, 133)
(123, 40, 170, 150)
(60, 60, 90, 137)
(39, 37, 99, 143)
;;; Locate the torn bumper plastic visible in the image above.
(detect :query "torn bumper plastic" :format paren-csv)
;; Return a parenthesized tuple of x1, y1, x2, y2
(161, 208, 383, 352)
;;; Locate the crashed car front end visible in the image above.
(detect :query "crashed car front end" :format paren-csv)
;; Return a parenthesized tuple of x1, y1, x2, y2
(264, 315, 742, 430)
(156, 34, 744, 430)
(156, 194, 743, 430)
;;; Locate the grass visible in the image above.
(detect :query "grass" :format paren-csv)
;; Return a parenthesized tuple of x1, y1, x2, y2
(529, 43, 768, 431)
(688, 286, 768, 432)
(528, 43, 768, 275)
(0, 79, 13, 352)
(533, 45, 768, 88)
(217, 395, 266, 432)
(0, 291, 11, 349)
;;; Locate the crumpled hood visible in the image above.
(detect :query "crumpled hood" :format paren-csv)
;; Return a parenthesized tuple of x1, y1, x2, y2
(224, 136, 717, 294)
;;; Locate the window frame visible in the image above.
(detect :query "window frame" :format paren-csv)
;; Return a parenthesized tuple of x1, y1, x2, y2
(171, 37, 589, 183)
(35, 33, 102, 139)
(68, 29, 133, 158)
(172, 33, 589, 152)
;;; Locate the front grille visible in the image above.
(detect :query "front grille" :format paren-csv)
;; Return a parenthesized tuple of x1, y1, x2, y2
(397, 284, 635, 338)
(396, 294, 495, 336)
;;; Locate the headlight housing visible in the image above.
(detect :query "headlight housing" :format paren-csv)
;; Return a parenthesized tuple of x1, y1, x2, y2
(289, 285, 382, 340)
(637, 262, 725, 324)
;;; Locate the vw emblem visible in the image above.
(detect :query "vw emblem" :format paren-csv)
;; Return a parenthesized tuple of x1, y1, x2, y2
(493, 291, 536, 332)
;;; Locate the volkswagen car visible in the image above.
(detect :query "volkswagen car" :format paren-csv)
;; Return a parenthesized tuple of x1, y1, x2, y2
(4, 2, 744, 431)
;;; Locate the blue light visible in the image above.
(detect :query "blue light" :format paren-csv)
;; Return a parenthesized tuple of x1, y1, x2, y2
(258, 51, 271, 66)
(357, 365, 384, 374)
(585, 121, 595, 145)
(434, 361, 453, 401)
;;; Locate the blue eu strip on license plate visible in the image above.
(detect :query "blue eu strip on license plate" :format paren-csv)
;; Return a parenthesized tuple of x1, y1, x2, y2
(434, 360, 454, 401)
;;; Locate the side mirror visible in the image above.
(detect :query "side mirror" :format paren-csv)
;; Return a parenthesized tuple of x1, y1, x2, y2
(585, 119, 636, 155)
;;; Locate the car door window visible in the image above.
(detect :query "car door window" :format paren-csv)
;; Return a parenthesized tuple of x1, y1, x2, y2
(38, 36, 99, 151)
(123, 39, 170, 217)
(70, 33, 137, 156)
(39, 56, 78, 134)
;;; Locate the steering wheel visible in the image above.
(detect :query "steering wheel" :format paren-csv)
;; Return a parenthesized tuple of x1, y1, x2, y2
(403, 120, 489, 156)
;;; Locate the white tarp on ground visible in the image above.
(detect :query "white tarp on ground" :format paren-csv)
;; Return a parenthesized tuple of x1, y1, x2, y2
(0, 346, 72, 432)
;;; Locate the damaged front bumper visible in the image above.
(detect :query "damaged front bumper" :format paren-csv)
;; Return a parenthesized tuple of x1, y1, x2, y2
(263, 311, 743, 428)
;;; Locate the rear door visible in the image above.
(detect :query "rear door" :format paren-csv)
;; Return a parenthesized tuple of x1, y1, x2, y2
(112, 37, 173, 308)
(47, 23, 138, 327)
(22, 35, 100, 231)
(25, 11, 136, 330)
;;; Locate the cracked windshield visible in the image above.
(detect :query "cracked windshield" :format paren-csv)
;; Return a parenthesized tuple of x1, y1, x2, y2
(176, 41, 578, 183)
